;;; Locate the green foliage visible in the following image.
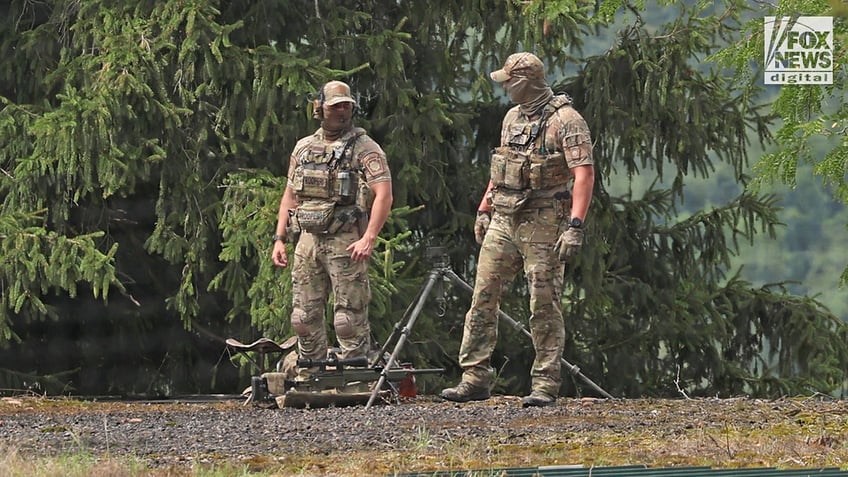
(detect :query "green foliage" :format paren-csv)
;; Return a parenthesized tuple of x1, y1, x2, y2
(710, 0, 848, 285)
(0, 0, 846, 399)
(552, 0, 847, 398)
(0, 210, 122, 342)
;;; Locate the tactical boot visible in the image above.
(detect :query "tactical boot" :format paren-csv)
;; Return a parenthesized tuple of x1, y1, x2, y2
(440, 381, 490, 403)
(520, 390, 556, 408)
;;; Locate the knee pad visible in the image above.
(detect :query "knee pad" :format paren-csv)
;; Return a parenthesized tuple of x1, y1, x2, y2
(333, 311, 356, 339)
(291, 308, 310, 336)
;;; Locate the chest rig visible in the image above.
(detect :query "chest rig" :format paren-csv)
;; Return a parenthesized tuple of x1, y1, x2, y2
(290, 128, 366, 234)
(291, 127, 365, 206)
(489, 96, 572, 214)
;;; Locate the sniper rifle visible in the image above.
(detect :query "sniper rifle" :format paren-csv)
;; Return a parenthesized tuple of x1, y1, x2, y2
(285, 355, 443, 393)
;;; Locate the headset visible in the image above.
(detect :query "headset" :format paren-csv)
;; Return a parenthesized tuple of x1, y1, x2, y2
(310, 82, 358, 120)
(311, 86, 326, 119)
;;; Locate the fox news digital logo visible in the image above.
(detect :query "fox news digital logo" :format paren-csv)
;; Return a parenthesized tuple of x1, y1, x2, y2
(764, 16, 833, 85)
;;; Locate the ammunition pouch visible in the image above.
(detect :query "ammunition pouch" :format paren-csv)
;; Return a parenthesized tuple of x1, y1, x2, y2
(490, 189, 529, 214)
(529, 152, 567, 188)
(491, 147, 530, 190)
(489, 143, 572, 216)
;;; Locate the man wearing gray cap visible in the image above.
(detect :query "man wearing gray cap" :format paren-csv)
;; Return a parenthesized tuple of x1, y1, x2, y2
(271, 80, 393, 375)
(441, 53, 595, 407)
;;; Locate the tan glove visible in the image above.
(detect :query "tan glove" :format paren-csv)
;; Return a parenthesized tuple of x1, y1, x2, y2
(555, 227, 584, 261)
(474, 211, 491, 245)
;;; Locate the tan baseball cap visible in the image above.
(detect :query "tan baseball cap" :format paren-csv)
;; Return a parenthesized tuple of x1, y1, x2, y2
(322, 80, 356, 106)
(490, 52, 545, 82)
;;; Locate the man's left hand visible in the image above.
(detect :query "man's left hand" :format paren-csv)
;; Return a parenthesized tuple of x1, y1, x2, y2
(347, 235, 376, 262)
(555, 227, 584, 261)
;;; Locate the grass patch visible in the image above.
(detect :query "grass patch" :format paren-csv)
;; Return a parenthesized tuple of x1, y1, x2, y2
(1, 447, 263, 477)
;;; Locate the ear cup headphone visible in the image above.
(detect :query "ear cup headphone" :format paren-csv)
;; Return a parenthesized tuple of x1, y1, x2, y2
(311, 87, 325, 119)
(310, 82, 358, 119)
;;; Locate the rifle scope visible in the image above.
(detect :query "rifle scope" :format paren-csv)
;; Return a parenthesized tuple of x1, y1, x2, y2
(296, 355, 369, 369)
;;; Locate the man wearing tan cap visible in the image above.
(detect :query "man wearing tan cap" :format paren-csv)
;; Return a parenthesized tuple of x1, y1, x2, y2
(441, 52, 595, 407)
(271, 80, 393, 373)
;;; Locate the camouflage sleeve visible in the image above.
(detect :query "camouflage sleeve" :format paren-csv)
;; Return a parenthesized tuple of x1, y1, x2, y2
(553, 107, 593, 168)
(500, 106, 521, 146)
(287, 136, 312, 182)
(286, 155, 297, 183)
(356, 136, 391, 184)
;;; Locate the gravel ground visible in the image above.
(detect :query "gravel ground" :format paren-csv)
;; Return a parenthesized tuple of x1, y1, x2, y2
(2, 394, 848, 475)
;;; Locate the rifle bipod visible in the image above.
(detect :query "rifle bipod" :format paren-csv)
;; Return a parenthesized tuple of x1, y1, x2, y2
(365, 247, 614, 409)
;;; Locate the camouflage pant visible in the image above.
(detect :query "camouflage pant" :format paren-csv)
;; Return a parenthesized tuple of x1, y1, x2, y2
(291, 228, 371, 361)
(458, 207, 566, 397)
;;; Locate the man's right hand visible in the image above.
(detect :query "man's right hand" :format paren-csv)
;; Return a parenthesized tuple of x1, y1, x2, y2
(474, 211, 491, 245)
(272, 240, 288, 267)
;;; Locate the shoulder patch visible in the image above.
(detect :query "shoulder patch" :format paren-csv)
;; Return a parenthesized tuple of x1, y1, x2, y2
(363, 154, 387, 176)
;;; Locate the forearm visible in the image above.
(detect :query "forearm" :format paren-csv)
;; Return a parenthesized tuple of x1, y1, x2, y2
(477, 181, 494, 212)
(274, 187, 298, 238)
(569, 165, 595, 220)
(362, 182, 393, 244)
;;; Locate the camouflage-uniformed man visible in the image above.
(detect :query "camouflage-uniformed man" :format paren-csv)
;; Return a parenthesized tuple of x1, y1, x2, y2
(271, 80, 393, 368)
(441, 53, 595, 407)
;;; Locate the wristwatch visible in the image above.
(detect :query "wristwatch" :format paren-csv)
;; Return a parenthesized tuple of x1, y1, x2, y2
(272, 234, 285, 242)
(568, 217, 583, 229)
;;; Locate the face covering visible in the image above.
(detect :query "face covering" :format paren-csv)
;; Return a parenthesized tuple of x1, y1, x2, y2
(504, 76, 553, 117)
(321, 103, 353, 140)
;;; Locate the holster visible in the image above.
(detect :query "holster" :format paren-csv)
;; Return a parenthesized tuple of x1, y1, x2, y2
(325, 206, 364, 235)
(552, 191, 572, 220)
(285, 210, 301, 243)
(356, 211, 369, 237)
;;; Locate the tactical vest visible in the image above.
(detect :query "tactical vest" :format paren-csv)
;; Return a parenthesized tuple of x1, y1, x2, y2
(290, 128, 366, 233)
(291, 127, 365, 204)
(489, 95, 572, 214)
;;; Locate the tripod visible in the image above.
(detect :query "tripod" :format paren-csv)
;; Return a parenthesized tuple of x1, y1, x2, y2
(365, 247, 613, 409)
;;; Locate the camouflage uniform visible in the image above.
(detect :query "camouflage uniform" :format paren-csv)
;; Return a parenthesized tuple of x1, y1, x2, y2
(288, 126, 391, 361)
(457, 54, 594, 398)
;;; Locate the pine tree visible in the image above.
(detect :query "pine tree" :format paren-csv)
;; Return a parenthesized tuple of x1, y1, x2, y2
(710, 0, 848, 284)
(1, 0, 845, 398)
